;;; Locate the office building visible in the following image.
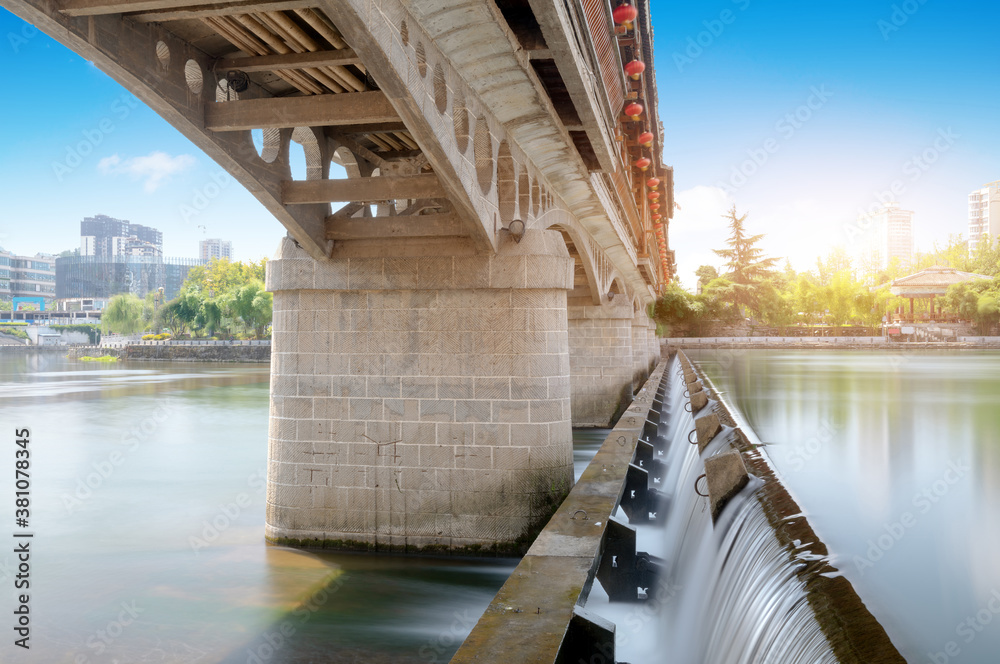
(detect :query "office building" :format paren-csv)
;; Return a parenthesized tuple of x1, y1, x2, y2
(0, 249, 56, 303)
(55, 255, 204, 301)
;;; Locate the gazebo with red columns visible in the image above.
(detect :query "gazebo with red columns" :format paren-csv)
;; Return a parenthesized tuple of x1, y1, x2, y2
(889, 265, 992, 321)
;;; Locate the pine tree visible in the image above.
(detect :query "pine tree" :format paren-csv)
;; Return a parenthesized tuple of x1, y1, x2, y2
(712, 206, 779, 318)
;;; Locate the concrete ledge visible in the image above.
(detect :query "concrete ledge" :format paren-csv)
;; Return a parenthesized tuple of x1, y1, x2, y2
(450, 360, 669, 664)
(266, 231, 575, 292)
(704, 450, 749, 522)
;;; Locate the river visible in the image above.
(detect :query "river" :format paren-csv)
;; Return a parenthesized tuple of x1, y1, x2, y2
(690, 349, 1000, 664)
(0, 353, 518, 664)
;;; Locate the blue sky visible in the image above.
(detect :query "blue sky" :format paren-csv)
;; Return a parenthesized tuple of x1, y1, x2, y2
(1, 2, 998, 283)
(656, 0, 1000, 285)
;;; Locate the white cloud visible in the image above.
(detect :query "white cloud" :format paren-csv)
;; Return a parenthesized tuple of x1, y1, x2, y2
(97, 151, 196, 192)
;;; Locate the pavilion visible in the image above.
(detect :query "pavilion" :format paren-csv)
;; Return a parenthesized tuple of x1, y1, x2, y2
(889, 265, 992, 320)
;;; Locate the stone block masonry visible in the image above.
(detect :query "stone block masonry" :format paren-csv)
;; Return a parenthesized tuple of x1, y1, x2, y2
(265, 231, 578, 553)
(567, 302, 636, 427)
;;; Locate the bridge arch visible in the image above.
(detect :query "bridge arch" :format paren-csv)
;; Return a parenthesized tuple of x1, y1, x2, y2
(540, 209, 622, 306)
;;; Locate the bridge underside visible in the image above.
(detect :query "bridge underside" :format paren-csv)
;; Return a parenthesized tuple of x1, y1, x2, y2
(4, 0, 666, 551)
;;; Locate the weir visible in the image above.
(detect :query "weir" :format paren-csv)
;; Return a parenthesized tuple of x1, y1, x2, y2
(452, 350, 906, 663)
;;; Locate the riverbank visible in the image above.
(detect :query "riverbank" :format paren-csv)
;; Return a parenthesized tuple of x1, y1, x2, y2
(68, 342, 270, 363)
(664, 336, 1000, 350)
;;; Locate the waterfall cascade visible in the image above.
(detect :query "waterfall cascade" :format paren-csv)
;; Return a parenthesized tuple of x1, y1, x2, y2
(617, 352, 905, 663)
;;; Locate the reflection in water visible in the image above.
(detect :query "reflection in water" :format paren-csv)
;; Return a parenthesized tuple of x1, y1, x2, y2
(0, 354, 518, 663)
(690, 349, 1000, 663)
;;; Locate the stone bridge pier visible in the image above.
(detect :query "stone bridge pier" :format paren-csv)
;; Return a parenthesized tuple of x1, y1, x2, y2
(567, 302, 637, 427)
(265, 230, 581, 552)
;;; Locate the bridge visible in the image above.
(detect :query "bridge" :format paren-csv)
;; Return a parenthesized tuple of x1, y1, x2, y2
(4, 0, 674, 552)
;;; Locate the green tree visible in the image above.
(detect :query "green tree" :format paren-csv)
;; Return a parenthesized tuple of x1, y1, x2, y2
(102, 293, 145, 335)
(224, 281, 273, 338)
(694, 265, 719, 292)
(712, 206, 779, 318)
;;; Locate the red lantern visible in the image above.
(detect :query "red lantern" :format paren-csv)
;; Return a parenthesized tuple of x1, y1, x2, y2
(624, 102, 644, 120)
(653, 223, 663, 230)
(635, 157, 651, 171)
(624, 60, 645, 80)
(612, 2, 638, 29)
(638, 131, 654, 147)
(652, 213, 662, 221)
(646, 177, 660, 189)
(649, 203, 660, 211)
(648, 191, 660, 200)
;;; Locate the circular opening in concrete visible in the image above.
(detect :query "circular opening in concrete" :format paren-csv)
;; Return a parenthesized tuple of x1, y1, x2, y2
(415, 41, 427, 78)
(453, 94, 470, 154)
(473, 117, 494, 195)
(215, 78, 239, 102)
(497, 141, 515, 223)
(433, 64, 448, 114)
(155, 41, 170, 69)
(251, 127, 280, 164)
(184, 59, 203, 95)
(291, 127, 322, 180)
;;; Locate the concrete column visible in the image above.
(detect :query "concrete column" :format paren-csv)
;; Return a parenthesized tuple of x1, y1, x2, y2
(647, 319, 660, 373)
(631, 311, 652, 391)
(264, 231, 575, 554)
(567, 301, 635, 427)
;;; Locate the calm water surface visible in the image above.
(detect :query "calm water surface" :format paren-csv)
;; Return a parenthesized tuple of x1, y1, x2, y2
(0, 353, 518, 663)
(690, 349, 1000, 664)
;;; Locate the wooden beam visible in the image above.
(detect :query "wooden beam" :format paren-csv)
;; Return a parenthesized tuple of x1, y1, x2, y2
(215, 49, 362, 73)
(325, 213, 465, 240)
(205, 92, 399, 131)
(132, 0, 314, 21)
(59, 0, 309, 17)
(282, 174, 446, 204)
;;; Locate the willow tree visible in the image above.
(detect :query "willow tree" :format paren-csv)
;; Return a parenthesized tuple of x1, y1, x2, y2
(102, 293, 145, 335)
(712, 206, 779, 318)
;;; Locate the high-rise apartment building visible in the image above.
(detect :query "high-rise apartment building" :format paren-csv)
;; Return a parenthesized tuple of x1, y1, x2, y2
(968, 180, 1000, 253)
(80, 214, 163, 259)
(853, 202, 914, 273)
(199, 238, 233, 262)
